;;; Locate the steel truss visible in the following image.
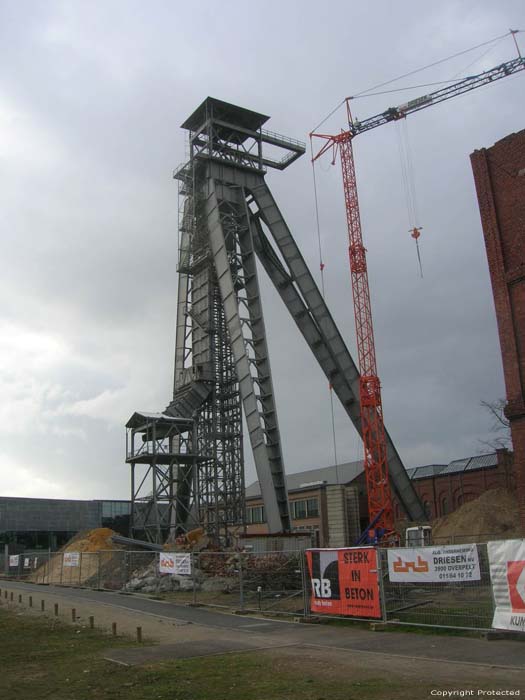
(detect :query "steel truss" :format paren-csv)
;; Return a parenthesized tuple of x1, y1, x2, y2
(127, 97, 425, 545)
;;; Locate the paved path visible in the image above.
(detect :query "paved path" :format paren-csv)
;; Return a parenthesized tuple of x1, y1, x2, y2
(1, 580, 524, 670)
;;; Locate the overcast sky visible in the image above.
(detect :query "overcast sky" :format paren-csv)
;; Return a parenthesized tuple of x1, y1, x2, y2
(1, 0, 524, 500)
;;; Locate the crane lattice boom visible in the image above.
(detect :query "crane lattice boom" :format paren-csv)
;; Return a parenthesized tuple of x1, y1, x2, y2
(311, 53, 525, 541)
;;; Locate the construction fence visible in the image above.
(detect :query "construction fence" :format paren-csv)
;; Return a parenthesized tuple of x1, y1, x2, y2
(1, 540, 523, 633)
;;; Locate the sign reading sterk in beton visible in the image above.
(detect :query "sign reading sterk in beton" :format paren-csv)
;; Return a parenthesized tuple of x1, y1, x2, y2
(305, 548, 381, 618)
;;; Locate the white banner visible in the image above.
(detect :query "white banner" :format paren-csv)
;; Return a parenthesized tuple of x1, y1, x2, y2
(159, 552, 192, 576)
(488, 539, 525, 632)
(388, 544, 480, 583)
(24, 557, 30, 568)
(63, 552, 80, 567)
(8, 555, 19, 567)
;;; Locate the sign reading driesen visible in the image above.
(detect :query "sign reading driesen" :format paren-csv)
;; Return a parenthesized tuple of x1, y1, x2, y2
(388, 544, 480, 583)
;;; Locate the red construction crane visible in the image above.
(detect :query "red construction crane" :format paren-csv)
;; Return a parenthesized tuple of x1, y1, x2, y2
(311, 52, 525, 542)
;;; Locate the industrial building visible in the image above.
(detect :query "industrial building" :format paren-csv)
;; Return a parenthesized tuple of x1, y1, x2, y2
(0, 498, 131, 549)
(244, 449, 515, 546)
(471, 129, 525, 534)
(0, 449, 514, 550)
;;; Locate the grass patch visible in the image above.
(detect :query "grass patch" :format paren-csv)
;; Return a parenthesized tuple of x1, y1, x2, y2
(0, 606, 407, 700)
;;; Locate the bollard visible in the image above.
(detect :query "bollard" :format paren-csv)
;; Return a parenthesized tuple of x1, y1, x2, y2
(136, 626, 142, 643)
(41, 600, 45, 612)
(18, 594, 22, 603)
(112, 622, 117, 636)
(10, 592, 13, 601)
(89, 616, 94, 629)
(29, 596, 33, 607)
(4, 591, 7, 599)
(54, 603, 58, 616)
(71, 608, 76, 622)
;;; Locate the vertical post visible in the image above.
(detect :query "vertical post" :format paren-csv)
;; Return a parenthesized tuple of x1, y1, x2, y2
(192, 551, 197, 606)
(3, 544, 8, 576)
(89, 615, 94, 629)
(54, 603, 59, 616)
(98, 551, 101, 590)
(377, 547, 388, 624)
(238, 553, 244, 612)
(300, 550, 309, 618)
(60, 554, 64, 586)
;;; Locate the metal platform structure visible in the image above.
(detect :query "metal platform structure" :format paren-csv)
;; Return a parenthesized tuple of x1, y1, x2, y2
(127, 97, 425, 544)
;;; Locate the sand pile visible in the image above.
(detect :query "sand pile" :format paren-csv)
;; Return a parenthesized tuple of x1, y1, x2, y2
(32, 528, 118, 585)
(62, 527, 117, 553)
(431, 488, 521, 542)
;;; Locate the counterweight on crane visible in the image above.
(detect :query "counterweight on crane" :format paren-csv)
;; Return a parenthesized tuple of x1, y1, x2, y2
(311, 54, 525, 542)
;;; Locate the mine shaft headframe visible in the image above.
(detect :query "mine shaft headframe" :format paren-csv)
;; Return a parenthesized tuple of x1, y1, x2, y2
(180, 97, 305, 172)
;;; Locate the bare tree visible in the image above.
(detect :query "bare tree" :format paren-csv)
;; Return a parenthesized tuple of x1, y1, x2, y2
(479, 399, 512, 451)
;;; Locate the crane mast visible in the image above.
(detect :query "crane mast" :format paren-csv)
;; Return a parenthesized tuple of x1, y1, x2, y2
(311, 53, 525, 541)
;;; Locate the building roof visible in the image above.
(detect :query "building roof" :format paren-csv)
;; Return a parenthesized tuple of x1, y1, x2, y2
(245, 451, 500, 497)
(246, 460, 364, 499)
(410, 453, 498, 479)
(181, 97, 269, 133)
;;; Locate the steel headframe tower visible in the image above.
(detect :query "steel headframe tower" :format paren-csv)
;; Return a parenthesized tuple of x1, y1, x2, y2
(166, 98, 308, 543)
(127, 97, 426, 544)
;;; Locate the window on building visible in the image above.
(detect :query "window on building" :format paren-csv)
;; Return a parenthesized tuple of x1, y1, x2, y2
(306, 498, 319, 518)
(423, 501, 432, 519)
(247, 506, 266, 524)
(291, 498, 319, 520)
(441, 497, 448, 515)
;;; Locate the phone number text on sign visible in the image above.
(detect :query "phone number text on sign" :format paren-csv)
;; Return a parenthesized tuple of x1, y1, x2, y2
(388, 544, 481, 583)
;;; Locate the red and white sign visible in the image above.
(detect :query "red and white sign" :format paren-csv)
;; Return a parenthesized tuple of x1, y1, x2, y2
(387, 545, 480, 583)
(305, 548, 381, 619)
(488, 539, 525, 632)
(159, 552, 191, 576)
(63, 552, 80, 567)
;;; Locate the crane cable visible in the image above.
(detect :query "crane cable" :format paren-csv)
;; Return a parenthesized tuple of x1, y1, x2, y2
(309, 135, 340, 477)
(312, 30, 522, 127)
(396, 120, 423, 277)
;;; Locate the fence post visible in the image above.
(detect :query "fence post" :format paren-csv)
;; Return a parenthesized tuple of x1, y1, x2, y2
(60, 554, 64, 586)
(192, 551, 197, 605)
(377, 548, 388, 623)
(238, 553, 244, 612)
(97, 551, 101, 589)
(300, 550, 309, 618)
(79, 551, 83, 587)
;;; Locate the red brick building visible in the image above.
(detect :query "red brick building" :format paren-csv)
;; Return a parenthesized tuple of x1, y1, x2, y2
(470, 130, 525, 534)
(245, 450, 515, 543)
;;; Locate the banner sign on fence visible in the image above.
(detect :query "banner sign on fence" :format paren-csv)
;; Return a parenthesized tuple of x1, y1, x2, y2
(24, 557, 30, 568)
(488, 539, 525, 632)
(387, 545, 481, 583)
(63, 552, 80, 567)
(159, 552, 192, 576)
(8, 555, 19, 567)
(305, 548, 381, 618)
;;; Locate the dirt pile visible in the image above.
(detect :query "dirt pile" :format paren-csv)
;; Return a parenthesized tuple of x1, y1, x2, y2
(32, 528, 118, 585)
(431, 487, 521, 542)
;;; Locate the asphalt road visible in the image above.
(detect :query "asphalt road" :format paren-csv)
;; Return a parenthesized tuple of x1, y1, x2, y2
(2, 580, 524, 669)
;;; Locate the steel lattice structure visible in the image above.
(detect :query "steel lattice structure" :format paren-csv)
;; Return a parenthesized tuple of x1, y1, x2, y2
(127, 97, 426, 544)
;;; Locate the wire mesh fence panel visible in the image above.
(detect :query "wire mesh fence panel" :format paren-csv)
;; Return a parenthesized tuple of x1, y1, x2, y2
(379, 544, 494, 630)
(123, 551, 160, 594)
(193, 551, 241, 609)
(241, 551, 305, 616)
